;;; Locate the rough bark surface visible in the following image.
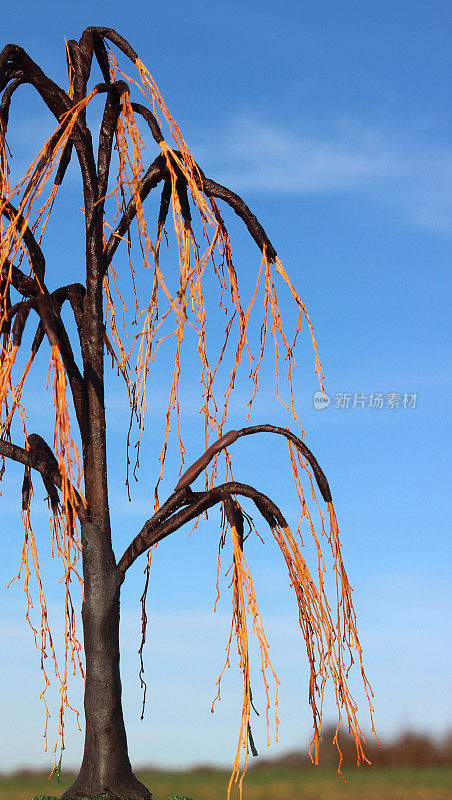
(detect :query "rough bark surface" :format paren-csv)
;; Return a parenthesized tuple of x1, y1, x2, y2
(62, 523, 151, 800)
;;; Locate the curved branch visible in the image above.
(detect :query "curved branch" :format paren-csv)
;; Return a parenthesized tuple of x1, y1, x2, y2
(196, 171, 277, 260)
(78, 27, 139, 70)
(102, 145, 277, 273)
(130, 102, 164, 145)
(158, 178, 172, 229)
(102, 154, 167, 271)
(31, 282, 86, 350)
(1, 259, 38, 297)
(54, 140, 73, 186)
(11, 297, 34, 345)
(0, 45, 70, 117)
(66, 31, 111, 104)
(175, 425, 332, 503)
(0, 209, 84, 398)
(96, 80, 129, 205)
(117, 481, 286, 574)
(0, 71, 74, 190)
(33, 286, 88, 432)
(0, 265, 87, 435)
(0, 75, 25, 127)
(223, 495, 244, 550)
(0, 44, 99, 226)
(0, 434, 88, 520)
(1, 201, 46, 282)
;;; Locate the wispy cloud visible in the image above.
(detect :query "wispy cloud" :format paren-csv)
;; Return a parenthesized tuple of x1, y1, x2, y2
(192, 113, 452, 234)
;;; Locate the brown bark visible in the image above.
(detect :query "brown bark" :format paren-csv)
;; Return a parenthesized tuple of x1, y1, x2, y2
(62, 522, 151, 800)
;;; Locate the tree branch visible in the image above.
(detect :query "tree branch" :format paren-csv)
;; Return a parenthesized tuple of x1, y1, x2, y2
(223, 495, 244, 550)
(1, 201, 46, 283)
(117, 481, 286, 574)
(195, 170, 277, 260)
(101, 145, 277, 273)
(102, 154, 167, 272)
(0, 434, 88, 520)
(97, 81, 129, 206)
(0, 261, 88, 437)
(0, 43, 100, 233)
(175, 424, 332, 503)
(130, 102, 164, 145)
(1, 258, 38, 296)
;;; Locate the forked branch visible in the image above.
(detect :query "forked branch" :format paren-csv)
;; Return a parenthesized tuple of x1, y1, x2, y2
(117, 480, 287, 575)
(118, 426, 331, 574)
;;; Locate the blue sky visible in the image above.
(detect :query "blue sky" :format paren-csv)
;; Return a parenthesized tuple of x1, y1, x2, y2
(0, 0, 451, 776)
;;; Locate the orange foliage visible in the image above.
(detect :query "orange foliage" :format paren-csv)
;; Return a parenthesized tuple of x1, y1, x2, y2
(0, 37, 375, 788)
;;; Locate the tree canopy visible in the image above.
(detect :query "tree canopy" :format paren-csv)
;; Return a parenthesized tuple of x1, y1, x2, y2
(0, 27, 376, 799)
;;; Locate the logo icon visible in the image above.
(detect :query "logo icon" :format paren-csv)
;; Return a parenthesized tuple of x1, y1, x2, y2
(313, 391, 331, 410)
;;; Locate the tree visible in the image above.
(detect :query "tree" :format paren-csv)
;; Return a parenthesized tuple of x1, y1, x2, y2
(0, 27, 376, 800)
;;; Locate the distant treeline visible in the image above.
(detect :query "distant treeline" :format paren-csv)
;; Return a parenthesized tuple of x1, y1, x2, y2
(252, 726, 452, 769)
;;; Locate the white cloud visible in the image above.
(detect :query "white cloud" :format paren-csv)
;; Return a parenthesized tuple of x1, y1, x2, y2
(192, 113, 452, 233)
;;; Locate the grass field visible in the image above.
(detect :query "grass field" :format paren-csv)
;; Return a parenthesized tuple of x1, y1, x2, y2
(1, 766, 451, 800)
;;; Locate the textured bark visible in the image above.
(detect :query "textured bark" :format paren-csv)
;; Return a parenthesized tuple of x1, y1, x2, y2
(62, 522, 151, 800)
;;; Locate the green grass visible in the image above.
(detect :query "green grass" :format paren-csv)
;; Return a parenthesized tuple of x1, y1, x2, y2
(0, 766, 451, 800)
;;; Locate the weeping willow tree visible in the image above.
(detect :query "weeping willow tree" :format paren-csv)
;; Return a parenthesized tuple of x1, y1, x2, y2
(0, 27, 376, 800)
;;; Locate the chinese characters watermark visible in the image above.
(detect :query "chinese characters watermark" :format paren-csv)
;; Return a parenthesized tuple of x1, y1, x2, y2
(313, 391, 418, 410)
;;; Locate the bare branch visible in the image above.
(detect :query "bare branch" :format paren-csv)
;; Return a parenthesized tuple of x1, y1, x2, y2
(102, 144, 277, 273)
(54, 140, 73, 186)
(102, 154, 167, 271)
(174, 430, 240, 490)
(0, 75, 25, 127)
(11, 296, 34, 345)
(0, 45, 71, 118)
(158, 178, 172, 229)
(1, 258, 38, 296)
(223, 495, 244, 550)
(175, 425, 332, 503)
(117, 481, 286, 574)
(130, 102, 164, 145)
(0, 43, 100, 225)
(195, 170, 277, 261)
(97, 81, 129, 205)
(78, 27, 139, 71)
(1, 201, 46, 283)
(0, 260, 88, 435)
(0, 434, 88, 520)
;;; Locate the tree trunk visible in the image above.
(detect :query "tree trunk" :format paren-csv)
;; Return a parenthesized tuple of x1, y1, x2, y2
(62, 522, 152, 800)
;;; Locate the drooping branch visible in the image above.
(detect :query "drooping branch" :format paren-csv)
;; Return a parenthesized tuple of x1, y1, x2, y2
(194, 170, 277, 261)
(0, 76, 26, 127)
(2, 247, 85, 432)
(0, 434, 88, 520)
(97, 81, 129, 205)
(76, 26, 138, 97)
(130, 102, 164, 145)
(1, 268, 88, 436)
(118, 425, 331, 574)
(29, 289, 87, 432)
(54, 81, 129, 192)
(117, 481, 287, 574)
(175, 425, 332, 502)
(0, 45, 71, 119)
(10, 296, 34, 345)
(223, 494, 244, 550)
(30, 282, 86, 355)
(102, 153, 167, 270)
(1, 201, 46, 283)
(1, 258, 38, 296)
(0, 42, 101, 231)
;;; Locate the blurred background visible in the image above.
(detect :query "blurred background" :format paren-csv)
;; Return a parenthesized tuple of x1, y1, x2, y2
(0, 2, 451, 798)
